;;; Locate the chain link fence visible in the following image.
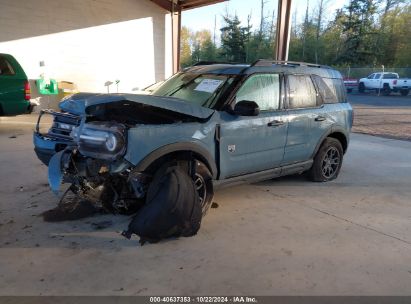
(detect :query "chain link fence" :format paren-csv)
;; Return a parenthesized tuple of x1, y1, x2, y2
(336, 67, 411, 79)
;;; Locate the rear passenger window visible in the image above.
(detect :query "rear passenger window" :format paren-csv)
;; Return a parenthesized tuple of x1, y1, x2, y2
(382, 73, 398, 79)
(0, 56, 15, 75)
(288, 75, 317, 109)
(312, 75, 337, 104)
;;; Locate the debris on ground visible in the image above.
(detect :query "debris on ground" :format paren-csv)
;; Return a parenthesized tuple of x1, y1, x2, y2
(8, 135, 17, 139)
(42, 198, 99, 222)
(211, 202, 219, 209)
(91, 220, 113, 230)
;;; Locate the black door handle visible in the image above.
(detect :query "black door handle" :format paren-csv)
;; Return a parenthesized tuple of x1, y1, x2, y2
(315, 116, 326, 122)
(267, 120, 284, 127)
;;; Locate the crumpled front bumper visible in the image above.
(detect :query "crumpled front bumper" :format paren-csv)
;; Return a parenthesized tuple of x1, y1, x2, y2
(33, 109, 79, 165)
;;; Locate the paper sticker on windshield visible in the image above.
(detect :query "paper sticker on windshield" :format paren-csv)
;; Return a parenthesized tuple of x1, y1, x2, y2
(194, 79, 223, 93)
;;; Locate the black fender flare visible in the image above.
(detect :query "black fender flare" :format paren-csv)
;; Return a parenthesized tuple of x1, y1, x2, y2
(133, 142, 218, 179)
(311, 126, 349, 159)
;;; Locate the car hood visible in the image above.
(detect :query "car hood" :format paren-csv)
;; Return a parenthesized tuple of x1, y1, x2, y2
(59, 93, 215, 120)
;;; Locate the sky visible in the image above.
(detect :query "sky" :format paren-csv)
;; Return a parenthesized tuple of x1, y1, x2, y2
(182, 0, 349, 36)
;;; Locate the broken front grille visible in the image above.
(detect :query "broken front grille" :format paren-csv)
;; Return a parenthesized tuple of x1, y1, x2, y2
(36, 109, 81, 140)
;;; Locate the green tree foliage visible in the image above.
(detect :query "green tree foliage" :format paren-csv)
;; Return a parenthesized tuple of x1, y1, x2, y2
(180, 1, 410, 69)
(180, 26, 193, 67)
(220, 14, 248, 62)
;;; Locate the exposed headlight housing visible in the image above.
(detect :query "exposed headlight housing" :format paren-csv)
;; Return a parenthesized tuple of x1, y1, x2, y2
(72, 122, 126, 161)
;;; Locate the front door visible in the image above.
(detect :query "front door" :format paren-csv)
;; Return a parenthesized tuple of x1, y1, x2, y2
(219, 73, 288, 179)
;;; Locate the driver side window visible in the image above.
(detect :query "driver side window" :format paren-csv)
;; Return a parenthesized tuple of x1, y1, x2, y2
(235, 74, 280, 111)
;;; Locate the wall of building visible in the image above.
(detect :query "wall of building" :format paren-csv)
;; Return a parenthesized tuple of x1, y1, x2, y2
(0, 0, 173, 108)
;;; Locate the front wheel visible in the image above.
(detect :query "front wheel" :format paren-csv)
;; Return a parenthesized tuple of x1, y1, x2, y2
(193, 161, 214, 216)
(308, 138, 343, 182)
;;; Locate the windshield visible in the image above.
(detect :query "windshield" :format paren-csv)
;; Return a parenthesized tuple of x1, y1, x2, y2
(151, 73, 234, 109)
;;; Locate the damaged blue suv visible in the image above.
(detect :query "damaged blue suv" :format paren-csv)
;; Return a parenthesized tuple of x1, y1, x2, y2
(33, 60, 353, 215)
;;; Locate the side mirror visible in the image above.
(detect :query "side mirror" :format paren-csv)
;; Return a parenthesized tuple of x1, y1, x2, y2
(233, 100, 260, 116)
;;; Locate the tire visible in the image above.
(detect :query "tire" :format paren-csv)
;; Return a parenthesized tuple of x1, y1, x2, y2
(151, 160, 214, 216)
(193, 161, 214, 216)
(308, 138, 343, 182)
(383, 84, 391, 96)
(123, 164, 202, 243)
(400, 89, 409, 96)
(358, 82, 365, 93)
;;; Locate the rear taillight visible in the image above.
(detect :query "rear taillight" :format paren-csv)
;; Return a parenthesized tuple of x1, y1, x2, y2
(393, 79, 397, 85)
(24, 80, 31, 100)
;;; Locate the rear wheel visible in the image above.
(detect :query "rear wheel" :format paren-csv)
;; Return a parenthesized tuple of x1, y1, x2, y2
(308, 138, 343, 182)
(383, 84, 391, 96)
(400, 89, 409, 96)
(358, 82, 365, 93)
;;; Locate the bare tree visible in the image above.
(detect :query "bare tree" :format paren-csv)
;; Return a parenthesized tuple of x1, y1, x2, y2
(302, 0, 309, 59)
(314, 0, 328, 63)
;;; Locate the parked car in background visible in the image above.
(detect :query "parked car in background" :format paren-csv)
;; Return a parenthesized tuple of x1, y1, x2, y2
(0, 53, 33, 115)
(343, 77, 358, 93)
(358, 72, 410, 96)
(33, 60, 353, 223)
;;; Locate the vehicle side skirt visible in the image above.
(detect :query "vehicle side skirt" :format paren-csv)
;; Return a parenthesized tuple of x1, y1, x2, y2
(213, 160, 313, 190)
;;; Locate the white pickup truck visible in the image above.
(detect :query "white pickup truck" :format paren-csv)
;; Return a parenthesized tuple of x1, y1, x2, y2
(358, 72, 410, 96)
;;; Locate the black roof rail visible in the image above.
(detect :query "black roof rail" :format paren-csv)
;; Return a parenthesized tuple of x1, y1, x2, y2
(192, 61, 244, 66)
(251, 59, 331, 69)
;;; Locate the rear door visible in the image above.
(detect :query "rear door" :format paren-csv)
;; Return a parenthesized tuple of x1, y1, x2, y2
(282, 74, 325, 164)
(0, 54, 27, 115)
(219, 73, 288, 179)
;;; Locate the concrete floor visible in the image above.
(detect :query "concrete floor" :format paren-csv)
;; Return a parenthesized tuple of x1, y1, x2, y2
(1, 119, 411, 295)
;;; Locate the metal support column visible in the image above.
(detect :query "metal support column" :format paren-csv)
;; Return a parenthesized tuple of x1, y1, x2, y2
(171, 4, 182, 73)
(275, 0, 292, 61)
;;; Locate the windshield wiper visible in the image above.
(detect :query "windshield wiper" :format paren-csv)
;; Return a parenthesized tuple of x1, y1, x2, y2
(165, 75, 202, 97)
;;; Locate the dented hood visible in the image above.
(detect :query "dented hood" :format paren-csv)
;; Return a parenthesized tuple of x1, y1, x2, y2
(59, 93, 215, 119)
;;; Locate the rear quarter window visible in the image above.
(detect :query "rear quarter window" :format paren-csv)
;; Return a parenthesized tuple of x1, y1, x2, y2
(312, 75, 338, 104)
(0, 56, 16, 75)
(323, 78, 347, 103)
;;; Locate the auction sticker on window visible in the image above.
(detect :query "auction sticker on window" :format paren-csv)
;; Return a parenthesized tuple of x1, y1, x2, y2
(194, 79, 223, 93)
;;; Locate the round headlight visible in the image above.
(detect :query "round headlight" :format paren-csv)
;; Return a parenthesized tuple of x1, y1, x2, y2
(105, 133, 118, 152)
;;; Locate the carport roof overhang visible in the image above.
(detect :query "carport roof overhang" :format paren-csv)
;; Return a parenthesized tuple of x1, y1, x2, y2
(150, 0, 227, 11)
(150, 0, 227, 73)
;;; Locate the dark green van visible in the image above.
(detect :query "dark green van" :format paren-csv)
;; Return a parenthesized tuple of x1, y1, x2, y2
(0, 53, 32, 116)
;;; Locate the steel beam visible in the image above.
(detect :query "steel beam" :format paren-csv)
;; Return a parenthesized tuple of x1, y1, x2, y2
(275, 0, 292, 61)
(171, 5, 182, 73)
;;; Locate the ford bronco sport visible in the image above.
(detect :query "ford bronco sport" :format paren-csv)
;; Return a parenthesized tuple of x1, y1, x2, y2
(33, 60, 353, 216)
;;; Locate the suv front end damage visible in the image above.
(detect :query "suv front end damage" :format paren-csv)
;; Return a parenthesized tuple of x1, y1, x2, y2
(33, 93, 216, 214)
(35, 110, 142, 213)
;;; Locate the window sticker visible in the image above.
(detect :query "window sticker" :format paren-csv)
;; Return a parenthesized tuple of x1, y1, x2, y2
(194, 79, 224, 93)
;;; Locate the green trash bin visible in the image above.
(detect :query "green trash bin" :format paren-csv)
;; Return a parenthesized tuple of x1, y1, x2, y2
(36, 78, 58, 95)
